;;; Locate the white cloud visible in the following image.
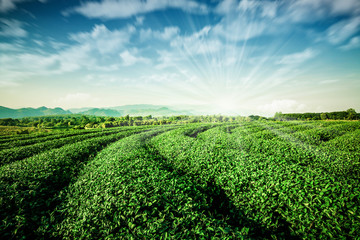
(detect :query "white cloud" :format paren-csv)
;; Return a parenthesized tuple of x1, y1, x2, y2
(0, 24, 135, 78)
(215, 0, 278, 18)
(214, 0, 237, 14)
(155, 26, 180, 40)
(33, 39, 45, 47)
(155, 50, 180, 69)
(282, 0, 360, 23)
(340, 36, 360, 50)
(139, 28, 152, 40)
(277, 48, 317, 65)
(119, 49, 150, 66)
(49, 40, 68, 50)
(210, 56, 237, 68)
(258, 99, 306, 114)
(0, 51, 57, 74)
(213, 1, 277, 41)
(135, 16, 145, 25)
(170, 26, 222, 54)
(0, 0, 46, 13)
(50, 24, 135, 72)
(260, 1, 277, 18)
(330, 0, 360, 16)
(54, 44, 91, 72)
(212, 0, 360, 44)
(214, 19, 266, 41)
(65, 0, 208, 19)
(284, 0, 328, 23)
(0, 18, 27, 37)
(237, 0, 259, 13)
(0, 0, 18, 12)
(326, 17, 360, 45)
(69, 24, 133, 54)
(213, 5, 271, 42)
(0, 42, 22, 51)
(140, 26, 180, 41)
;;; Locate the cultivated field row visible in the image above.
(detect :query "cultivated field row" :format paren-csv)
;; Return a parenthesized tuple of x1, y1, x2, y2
(0, 121, 359, 239)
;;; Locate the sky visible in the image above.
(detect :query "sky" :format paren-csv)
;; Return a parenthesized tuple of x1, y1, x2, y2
(0, 0, 359, 116)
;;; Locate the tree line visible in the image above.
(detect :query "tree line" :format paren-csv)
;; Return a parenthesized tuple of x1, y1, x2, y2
(274, 108, 359, 121)
(0, 114, 252, 130)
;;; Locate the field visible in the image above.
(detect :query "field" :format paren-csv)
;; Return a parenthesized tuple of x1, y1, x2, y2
(0, 120, 359, 239)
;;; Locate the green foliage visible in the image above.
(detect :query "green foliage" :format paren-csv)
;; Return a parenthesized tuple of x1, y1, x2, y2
(0, 126, 153, 166)
(0, 121, 359, 239)
(0, 114, 269, 131)
(275, 109, 359, 121)
(320, 112, 327, 120)
(0, 126, 162, 239)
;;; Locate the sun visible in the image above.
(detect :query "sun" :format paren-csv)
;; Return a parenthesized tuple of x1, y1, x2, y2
(212, 96, 239, 115)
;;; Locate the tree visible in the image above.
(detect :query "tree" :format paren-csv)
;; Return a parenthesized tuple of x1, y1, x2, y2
(320, 113, 328, 120)
(274, 112, 282, 120)
(347, 108, 357, 120)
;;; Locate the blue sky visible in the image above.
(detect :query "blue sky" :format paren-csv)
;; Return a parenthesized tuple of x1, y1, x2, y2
(0, 0, 359, 116)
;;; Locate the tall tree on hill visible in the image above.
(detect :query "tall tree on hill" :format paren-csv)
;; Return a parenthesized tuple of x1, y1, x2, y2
(347, 108, 357, 120)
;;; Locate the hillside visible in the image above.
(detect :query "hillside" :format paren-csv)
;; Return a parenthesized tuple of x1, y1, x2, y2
(75, 105, 194, 117)
(0, 106, 71, 119)
(0, 105, 194, 119)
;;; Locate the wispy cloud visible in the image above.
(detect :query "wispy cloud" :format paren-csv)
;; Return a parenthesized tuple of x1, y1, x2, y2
(0, 42, 23, 51)
(213, 1, 275, 42)
(170, 26, 222, 54)
(340, 36, 360, 50)
(155, 26, 180, 40)
(329, 0, 360, 16)
(0, 19, 27, 37)
(282, 0, 360, 23)
(155, 50, 180, 69)
(215, 0, 277, 18)
(277, 48, 318, 65)
(140, 26, 180, 41)
(0, 24, 136, 78)
(0, 0, 46, 13)
(69, 24, 134, 54)
(135, 16, 145, 25)
(120, 49, 150, 66)
(326, 16, 360, 45)
(64, 0, 208, 19)
(212, 15, 267, 41)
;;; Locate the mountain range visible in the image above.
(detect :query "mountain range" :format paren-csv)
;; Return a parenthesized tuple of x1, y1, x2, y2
(0, 105, 195, 119)
(0, 106, 72, 119)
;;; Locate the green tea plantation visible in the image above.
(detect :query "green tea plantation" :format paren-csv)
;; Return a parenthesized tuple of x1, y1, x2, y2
(0, 121, 359, 239)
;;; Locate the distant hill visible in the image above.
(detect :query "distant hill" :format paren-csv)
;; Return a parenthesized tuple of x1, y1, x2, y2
(0, 105, 195, 119)
(75, 105, 194, 117)
(79, 108, 124, 117)
(0, 106, 72, 119)
(67, 107, 93, 114)
(66, 104, 193, 117)
(68, 104, 163, 114)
